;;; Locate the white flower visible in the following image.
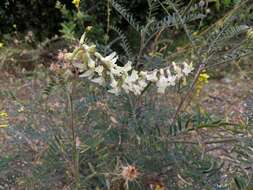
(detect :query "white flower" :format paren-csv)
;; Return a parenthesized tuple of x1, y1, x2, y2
(138, 79, 148, 89)
(132, 84, 143, 95)
(122, 71, 138, 94)
(182, 61, 194, 76)
(156, 69, 170, 94)
(108, 75, 121, 95)
(167, 75, 176, 86)
(146, 70, 158, 82)
(139, 71, 147, 78)
(79, 69, 95, 78)
(172, 62, 183, 79)
(91, 77, 105, 86)
(73, 62, 87, 72)
(98, 52, 118, 68)
(128, 70, 139, 82)
(95, 65, 104, 76)
(121, 61, 132, 73)
(108, 87, 121, 95)
(71, 41, 194, 96)
(94, 52, 103, 59)
(122, 82, 131, 93)
(166, 68, 176, 86)
(83, 44, 96, 53)
(80, 70, 94, 78)
(87, 56, 96, 69)
(110, 66, 122, 76)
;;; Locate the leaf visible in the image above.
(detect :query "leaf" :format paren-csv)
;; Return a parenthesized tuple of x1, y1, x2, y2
(234, 176, 246, 190)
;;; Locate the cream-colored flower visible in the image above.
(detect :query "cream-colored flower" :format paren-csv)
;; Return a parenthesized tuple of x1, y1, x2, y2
(73, 62, 87, 72)
(98, 52, 118, 68)
(127, 70, 139, 83)
(69, 40, 194, 96)
(167, 74, 176, 86)
(121, 61, 132, 73)
(95, 65, 104, 76)
(91, 77, 105, 86)
(79, 70, 94, 78)
(108, 75, 121, 95)
(108, 87, 121, 95)
(166, 68, 177, 86)
(146, 70, 158, 82)
(121, 72, 137, 94)
(110, 66, 122, 76)
(83, 44, 96, 54)
(172, 62, 183, 79)
(182, 61, 194, 76)
(87, 57, 96, 69)
(138, 79, 148, 89)
(156, 69, 170, 94)
(132, 84, 143, 95)
(122, 83, 131, 94)
(139, 71, 147, 78)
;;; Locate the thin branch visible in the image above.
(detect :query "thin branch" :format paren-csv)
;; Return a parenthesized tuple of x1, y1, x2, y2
(158, 0, 196, 50)
(170, 63, 205, 126)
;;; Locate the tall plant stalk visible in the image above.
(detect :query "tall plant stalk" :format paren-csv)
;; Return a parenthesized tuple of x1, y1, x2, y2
(67, 83, 80, 190)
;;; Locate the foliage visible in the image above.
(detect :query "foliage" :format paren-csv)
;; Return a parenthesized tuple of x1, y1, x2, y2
(0, 0, 73, 40)
(0, 0, 253, 190)
(0, 66, 252, 189)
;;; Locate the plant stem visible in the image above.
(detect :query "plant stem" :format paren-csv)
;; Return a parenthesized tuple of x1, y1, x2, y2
(107, 0, 111, 37)
(67, 85, 80, 190)
(127, 94, 143, 134)
(170, 63, 205, 126)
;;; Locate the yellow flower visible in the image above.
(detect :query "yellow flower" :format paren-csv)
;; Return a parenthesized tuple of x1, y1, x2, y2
(72, 0, 80, 8)
(198, 73, 209, 83)
(195, 71, 209, 96)
(0, 111, 8, 128)
(0, 42, 4, 48)
(0, 111, 8, 117)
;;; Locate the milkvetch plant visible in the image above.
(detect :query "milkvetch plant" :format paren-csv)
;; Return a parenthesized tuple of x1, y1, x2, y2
(65, 34, 194, 96)
(23, 1, 252, 189)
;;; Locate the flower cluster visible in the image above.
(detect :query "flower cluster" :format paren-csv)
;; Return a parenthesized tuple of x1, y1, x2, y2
(67, 42, 194, 96)
(72, 0, 80, 9)
(195, 71, 209, 96)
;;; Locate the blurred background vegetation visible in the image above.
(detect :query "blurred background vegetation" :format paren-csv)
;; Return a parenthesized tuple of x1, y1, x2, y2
(1, 0, 250, 41)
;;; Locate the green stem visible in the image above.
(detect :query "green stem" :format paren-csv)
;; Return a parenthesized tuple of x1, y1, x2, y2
(67, 86, 80, 190)
(107, 0, 111, 37)
(127, 94, 143, 134)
